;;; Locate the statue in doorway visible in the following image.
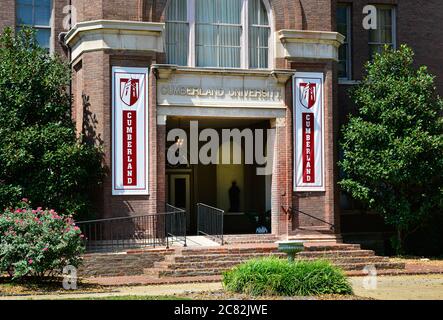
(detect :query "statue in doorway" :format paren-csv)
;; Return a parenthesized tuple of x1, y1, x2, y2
(228, 181, 240, 212)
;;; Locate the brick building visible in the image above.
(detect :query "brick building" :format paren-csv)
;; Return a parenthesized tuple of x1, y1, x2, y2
(1, 0, 442, 251)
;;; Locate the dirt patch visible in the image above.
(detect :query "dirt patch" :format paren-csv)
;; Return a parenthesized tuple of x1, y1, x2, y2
(0, 277, 113, 297)
(176, 290, 372, 300)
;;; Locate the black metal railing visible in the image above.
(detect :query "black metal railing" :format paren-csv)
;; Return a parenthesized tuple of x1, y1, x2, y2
(166, 204, 187, 247)
(76, 204, 187, 253)
(283, 206, 335, 231)
(197, 203, 224, 245)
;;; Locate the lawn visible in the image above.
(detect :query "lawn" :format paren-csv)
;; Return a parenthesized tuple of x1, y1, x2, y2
(66, 295, 191, 300)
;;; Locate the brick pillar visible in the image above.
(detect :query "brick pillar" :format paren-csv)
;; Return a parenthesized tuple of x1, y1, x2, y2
(157, 115, 167, 211)
(270, 117, 290, 237)
(290, 62, 341, 238)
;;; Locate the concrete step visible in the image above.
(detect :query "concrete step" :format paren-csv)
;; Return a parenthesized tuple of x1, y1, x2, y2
(298, 256, 389, 264)
(297, 249, 375, 258)
(224, 234, 278, 239)
(173, 252, 286, 263)
(223, 235, 279, 244)
(180, 246, 279, 256)
(303, 243, 361, 251)
(155, 256, 388, 271)
(225, 239, 278, 244)
(335, 262, 406, 271)
(145, 267, 230, 278)
(146, 260, 406, 278)
(154, 260, 256, 270)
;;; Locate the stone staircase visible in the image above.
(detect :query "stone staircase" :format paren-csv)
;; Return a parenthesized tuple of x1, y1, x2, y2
(298, 243, 405, 271)
(144, 242, 405, 278)
(144, 244, 285, 278)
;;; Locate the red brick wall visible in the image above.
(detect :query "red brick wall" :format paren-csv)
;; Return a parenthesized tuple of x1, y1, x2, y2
(0, 0, 67, 55)
(53, 0, 71, 56)
(336, 0, 443, 235)
(336, 0, 443, 91)
(7, 0, 442, 237)
(0, 0, 15, 32)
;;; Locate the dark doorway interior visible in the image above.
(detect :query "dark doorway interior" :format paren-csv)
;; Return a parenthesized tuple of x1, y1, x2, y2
(166, 117, 272, 235)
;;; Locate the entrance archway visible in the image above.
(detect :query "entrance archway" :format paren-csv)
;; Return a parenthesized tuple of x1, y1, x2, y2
(165, 117, 273, 235)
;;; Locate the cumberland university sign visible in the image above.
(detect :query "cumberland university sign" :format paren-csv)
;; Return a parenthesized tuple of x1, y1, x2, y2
(157, 73, 285, 108)
(293, 72, 325, 192)
(112, 67, 149, 195)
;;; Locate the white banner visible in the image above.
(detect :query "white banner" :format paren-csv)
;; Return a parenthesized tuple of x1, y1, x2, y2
(112, 67, 149, 195)
(293, 72, 325, 192)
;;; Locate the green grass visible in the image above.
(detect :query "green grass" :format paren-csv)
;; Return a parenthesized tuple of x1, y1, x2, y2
(222, 257, 353, 297)
(66, 295, 191, 300)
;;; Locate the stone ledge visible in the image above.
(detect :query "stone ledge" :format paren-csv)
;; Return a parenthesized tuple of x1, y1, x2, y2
(152, 64, 294, 84)
(65, 19, 165, 61)
(277, 29, 345, 62)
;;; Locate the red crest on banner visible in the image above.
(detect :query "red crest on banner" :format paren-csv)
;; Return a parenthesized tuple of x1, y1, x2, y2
(120, 78, 140, 106)
(299, 82, 317, 109)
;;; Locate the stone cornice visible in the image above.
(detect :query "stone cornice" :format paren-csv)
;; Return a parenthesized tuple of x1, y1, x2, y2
(277, 29, 345, 61)
(65, 20, 165, 61)
(152, 64, 294, 84)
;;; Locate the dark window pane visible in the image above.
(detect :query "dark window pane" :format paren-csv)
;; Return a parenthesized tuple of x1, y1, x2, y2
(35, 28, 50, 48)
(16, 3, 33, 25)
(337, 5, 350, 79)
(165, 0, 189, 65)
(368, 7, 394, 60)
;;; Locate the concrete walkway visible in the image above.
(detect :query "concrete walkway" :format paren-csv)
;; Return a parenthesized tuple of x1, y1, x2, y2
(351, 274, 443, 300)
(0, 282, 222, 300)
(2, 274, 443, 300)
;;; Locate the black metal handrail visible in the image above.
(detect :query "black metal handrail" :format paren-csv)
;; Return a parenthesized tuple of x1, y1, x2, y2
(166, 204, 187, 247)
(197, 203, 224, 245)
(76, 204, 187, 253)
(283, 206, 335, 231)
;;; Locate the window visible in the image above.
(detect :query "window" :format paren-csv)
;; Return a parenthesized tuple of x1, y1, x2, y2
(369, 6, 396, 59)
(249, 0, 270, 68)
(165, 0, 271, 69)
(337, 4, 351, 80)
(196, 0, 242, 68)
(165, 0, 188, 66)
(16, 0, 52, 50)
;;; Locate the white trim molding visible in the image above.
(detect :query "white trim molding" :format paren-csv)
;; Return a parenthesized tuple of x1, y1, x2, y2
(277, 30, 345, 61)
(65, 20, 165, 61)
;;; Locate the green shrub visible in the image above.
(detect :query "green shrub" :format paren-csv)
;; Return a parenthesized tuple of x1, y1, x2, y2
(0, 27, 104, 220)
(222, 257, 353, 296)
(0, 199, 84, 280)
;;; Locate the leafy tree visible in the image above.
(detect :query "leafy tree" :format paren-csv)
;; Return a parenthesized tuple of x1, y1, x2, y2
(339, 45, 443, 254)
(0, 27, 104, 219)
